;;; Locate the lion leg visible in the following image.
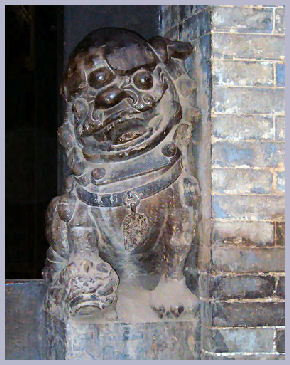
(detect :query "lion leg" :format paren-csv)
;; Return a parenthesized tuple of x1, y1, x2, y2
(149, 210, 197, 319)
(44, 189, 119, 319)
(149, 177, 199, 319)
(43, 192, 74, 316)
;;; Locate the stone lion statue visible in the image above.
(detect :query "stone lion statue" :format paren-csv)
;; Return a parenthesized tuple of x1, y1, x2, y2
(43, 27, 200, 322)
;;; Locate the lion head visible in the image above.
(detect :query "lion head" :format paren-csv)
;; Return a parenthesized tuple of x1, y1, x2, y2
(58, 28, 199, 180)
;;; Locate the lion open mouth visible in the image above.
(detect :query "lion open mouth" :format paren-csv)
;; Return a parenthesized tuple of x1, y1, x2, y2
(93, 108, 156, 146)
(106, 118, 147, 144)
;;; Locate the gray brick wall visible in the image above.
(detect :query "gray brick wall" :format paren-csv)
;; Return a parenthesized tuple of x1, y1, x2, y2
(159, 5, 285, 360)
(211, 5, 285, 360)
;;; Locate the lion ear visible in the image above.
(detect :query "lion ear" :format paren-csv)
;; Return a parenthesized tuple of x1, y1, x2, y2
(149, 36, 193, 63)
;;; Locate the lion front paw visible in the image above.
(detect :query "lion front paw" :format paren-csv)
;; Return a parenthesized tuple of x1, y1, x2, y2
(152, 304, 185, 319)
(149, 276, 198, 319)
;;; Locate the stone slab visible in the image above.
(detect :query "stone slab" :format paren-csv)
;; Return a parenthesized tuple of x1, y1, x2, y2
(63, 318, 200, 360)
(5, 280, 200, 360)
(44, 312, 200, 360)
(5, 280, 46, 360)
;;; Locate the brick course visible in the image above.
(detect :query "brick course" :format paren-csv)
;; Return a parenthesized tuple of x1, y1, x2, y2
(209, 275, 276, 299)
(212, 33, 284, 60)
(212, 301, 285, 327)
(213, 114, 275, 141)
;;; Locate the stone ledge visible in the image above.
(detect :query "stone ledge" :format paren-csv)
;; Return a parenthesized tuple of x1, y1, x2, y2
(46, 313, 200, 360)
(6, 280, 200, 360)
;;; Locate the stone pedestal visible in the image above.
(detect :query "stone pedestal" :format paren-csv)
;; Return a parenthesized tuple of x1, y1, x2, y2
(45, 313, 200, 360)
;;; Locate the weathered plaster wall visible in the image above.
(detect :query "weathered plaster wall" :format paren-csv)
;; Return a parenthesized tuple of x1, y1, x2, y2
(159, 4, 285, 360)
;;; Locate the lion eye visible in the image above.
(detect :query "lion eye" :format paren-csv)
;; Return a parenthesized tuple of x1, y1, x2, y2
(88, 68, 115, 89)
(133, 70, 153, 90)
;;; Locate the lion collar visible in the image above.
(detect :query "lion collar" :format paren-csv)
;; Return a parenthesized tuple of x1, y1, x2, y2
(75, 143, 182, 208)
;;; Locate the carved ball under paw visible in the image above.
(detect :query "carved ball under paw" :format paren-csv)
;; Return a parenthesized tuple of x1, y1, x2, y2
(59, 256, 119, 316)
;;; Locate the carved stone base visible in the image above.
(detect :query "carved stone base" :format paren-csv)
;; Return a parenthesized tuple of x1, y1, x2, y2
(44, 311, 200, 360)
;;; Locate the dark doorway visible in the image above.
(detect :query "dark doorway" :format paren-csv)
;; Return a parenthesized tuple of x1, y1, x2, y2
(5, 5, 62, 278)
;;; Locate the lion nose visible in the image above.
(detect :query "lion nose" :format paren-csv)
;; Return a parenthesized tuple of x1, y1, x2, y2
(94, 86, 126, 109)
(94, 86, 155, 111)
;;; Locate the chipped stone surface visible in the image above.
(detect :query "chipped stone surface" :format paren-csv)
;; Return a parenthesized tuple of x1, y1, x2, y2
(40, 23, 202, 360)
(44, 27, 200, 323)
